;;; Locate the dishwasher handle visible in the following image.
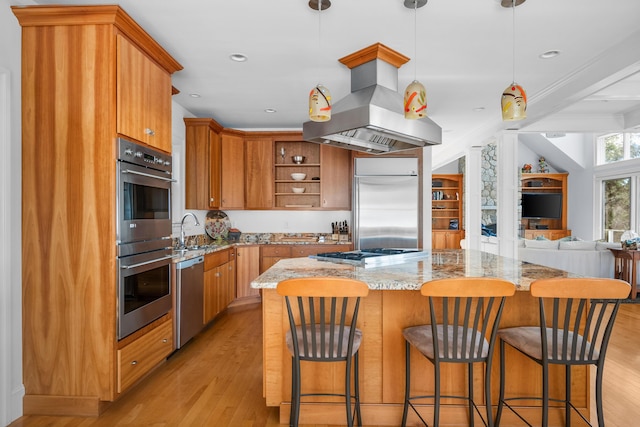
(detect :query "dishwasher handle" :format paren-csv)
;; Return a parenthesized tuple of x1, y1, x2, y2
(176, 256, 204, 269)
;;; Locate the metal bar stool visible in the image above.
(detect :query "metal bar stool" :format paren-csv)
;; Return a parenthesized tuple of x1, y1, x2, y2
(277, 277, 370, 427)
(402, 277, 516, 427)
(496, 278, 630, 427)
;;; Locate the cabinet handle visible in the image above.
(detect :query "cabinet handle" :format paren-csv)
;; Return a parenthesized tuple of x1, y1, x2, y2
(210, 197, 215, 203)
(162, 338, 168, 343)
(131, 360, 138, 366)
(144, 128, 155, 136)
(215, 272, 220, 277)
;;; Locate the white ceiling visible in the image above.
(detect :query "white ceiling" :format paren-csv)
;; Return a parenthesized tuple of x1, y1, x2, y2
(26, 0, 640, 166)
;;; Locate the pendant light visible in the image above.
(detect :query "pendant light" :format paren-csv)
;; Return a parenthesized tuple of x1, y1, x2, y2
(308, 0, 332, 122)
(501, 0, 527, 121)
(403, 0, 427, 120)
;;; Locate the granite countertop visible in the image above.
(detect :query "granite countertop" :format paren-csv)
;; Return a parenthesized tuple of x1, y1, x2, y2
(251, 249, 582, 291)
(171, 240, 352, 263)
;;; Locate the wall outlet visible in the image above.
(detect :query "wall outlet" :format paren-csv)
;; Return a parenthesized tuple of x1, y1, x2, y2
(283, 221, 289, 229)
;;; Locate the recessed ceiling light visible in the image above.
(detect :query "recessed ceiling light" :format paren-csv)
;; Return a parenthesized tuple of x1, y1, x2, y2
(539, 50, 560, 59)
(229, 53, 248, 62)
(264, 108, 277, 113)
(473, 107, 485, 112)
(189, 93, 201, 98)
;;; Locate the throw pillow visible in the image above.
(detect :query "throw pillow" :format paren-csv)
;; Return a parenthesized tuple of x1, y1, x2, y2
(535, 235, 549, 241)
(524, 239, 559, 249)
(559, 241, 597, 251)
(596, 241, 622, 251)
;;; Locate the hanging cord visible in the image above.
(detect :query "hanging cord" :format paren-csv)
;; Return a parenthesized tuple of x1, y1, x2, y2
(413, 0, 418, 81)
(512, 0, 516, 84)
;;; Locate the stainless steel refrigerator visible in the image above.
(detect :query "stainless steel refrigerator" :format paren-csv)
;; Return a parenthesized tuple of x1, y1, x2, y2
(353, 157, 419, 250)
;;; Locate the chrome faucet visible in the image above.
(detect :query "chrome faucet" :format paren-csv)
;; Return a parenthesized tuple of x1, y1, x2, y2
(179, 212, 200, 249)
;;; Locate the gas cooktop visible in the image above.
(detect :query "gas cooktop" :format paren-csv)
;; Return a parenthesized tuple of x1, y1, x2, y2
(310, 248, 429, 268)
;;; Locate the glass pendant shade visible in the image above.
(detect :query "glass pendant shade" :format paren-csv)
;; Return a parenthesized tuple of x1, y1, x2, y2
(404, 80, 427, 119)
(309, 84, 331, 122)
(501, 83, 527, 121)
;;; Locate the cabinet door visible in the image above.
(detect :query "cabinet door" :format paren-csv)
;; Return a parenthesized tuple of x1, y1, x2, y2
(432, 232, 447, 249)
(245, 138, 274, 209)
(117, 35, 172, 152)
(203, 267, 218, 324)
(185, 122, 215, 209)
(321, 145, 352, 209)
(236, 246, 260, 299)
(221, 134, 245, 209)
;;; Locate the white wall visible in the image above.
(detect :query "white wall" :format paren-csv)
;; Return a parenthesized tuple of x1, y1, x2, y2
(1, 2, 25, 425)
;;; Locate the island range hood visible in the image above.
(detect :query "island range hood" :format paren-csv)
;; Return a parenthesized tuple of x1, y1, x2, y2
(303, 43, 442, 154)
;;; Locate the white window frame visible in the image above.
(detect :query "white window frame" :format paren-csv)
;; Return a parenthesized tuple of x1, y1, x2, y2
(596, 132, 640, 165)
(594, 158, 640, 240)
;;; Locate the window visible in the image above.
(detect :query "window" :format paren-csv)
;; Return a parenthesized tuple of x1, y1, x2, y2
(597, 132, 640, 165)
(603, 177, 631, 242)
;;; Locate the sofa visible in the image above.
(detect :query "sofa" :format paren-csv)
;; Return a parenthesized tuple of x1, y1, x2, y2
(518, 239, 620, 278)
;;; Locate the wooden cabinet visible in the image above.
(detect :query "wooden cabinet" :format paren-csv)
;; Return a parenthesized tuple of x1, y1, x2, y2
(273, 139, 351, 209)
(235, 245, 261, 301)
(523, 229, 571, 240)
(260, 245, 292, 273)
(320, 145, 352, 209)
(203, 249, 235, 324)
(245, 137, 274, 209)
(521, 173, 569, 237)
(184, 119, 245, 210)
(117, 34, 173, 153)
(432, 174, 464, 249)
(432, 230, 465, 249)
(117, 318, 173, 393)
(185, 118, 220, 209)
(259, 244, 352, 273)
(220, 132, 245, 209)
(13, 5, 182, 416)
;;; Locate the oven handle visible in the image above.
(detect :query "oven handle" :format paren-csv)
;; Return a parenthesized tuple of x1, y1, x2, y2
(121, 255, 174, 270)
(121, 168, 177, 183)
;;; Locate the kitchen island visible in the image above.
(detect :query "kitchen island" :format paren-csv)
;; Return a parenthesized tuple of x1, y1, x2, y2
(252, 249, 589, 426)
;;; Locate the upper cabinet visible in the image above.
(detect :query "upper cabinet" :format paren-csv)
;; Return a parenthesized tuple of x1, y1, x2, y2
(245, 137, 274, 209)
(273, 137, 351, 210)
(117, 34, 173, 152)
(184, 126, 351, 210)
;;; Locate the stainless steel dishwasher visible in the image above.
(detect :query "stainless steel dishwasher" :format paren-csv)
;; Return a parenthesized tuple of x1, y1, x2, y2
(174, 255, 204, 349)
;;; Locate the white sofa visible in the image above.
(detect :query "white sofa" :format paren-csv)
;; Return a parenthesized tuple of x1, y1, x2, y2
(518, 239, 619, 278)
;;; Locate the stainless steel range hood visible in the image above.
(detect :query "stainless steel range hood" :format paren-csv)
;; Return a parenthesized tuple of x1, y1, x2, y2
(303, 43, 442, 154)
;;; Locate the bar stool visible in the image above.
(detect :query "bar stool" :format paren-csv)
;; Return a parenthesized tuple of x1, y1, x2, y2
(496, 278, 630, 427)
(402, 277, 516, 427)
(277, 277, 370, 427)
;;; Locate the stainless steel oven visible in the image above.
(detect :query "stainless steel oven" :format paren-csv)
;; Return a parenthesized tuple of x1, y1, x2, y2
(116, 138, 174, 339)
(117, 138, 172, 245)
(118, 240, 174, 339)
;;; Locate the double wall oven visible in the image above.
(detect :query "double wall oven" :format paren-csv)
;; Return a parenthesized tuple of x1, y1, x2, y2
(117, 138, 174, 340)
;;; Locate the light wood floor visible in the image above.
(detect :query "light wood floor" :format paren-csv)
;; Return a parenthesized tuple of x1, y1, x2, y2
(9, 303, 640, 427)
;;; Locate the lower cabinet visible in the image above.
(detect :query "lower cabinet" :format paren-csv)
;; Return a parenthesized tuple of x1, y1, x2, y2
(203, 249, 235, 324)
(523, 229, 571, 240)
(432, 230, 465, 249)
(117, 317, 173, 393)
(259, 244, 352, 274)
(236, 245, 261, 301)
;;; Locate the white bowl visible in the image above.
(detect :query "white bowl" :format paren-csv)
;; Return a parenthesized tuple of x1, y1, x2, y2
(291, 187, 305, 193)
(291, 173, 306, 181)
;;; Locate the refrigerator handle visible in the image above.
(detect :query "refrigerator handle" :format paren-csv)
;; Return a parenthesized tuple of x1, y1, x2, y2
(353, 177, 359, 250)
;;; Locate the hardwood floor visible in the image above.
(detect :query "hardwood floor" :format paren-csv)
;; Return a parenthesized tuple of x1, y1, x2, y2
(9, 303, 640, 427)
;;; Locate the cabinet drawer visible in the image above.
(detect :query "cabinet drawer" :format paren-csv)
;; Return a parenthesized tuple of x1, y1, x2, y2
(205, 249, 231, 271)
(261, 245, 292, 257)
(117, 320, 173, 393)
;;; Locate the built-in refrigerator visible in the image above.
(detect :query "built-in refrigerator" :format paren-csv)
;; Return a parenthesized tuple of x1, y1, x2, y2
(353, 157, 420, 250)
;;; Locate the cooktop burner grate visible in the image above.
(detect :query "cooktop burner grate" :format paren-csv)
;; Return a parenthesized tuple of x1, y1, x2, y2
(310, 248, 429, 267)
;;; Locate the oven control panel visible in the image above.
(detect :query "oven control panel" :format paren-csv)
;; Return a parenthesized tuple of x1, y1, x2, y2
(117, 138, 172, 173)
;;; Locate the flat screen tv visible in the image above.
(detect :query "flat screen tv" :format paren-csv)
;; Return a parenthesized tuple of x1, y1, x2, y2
(521, 193, 562, 219)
